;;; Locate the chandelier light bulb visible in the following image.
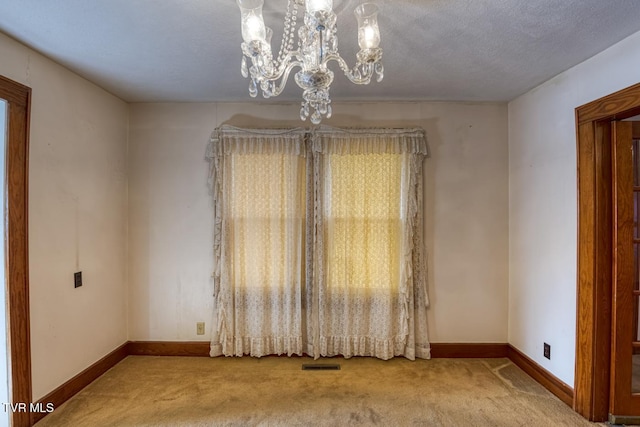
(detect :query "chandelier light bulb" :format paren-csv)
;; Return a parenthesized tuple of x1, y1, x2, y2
(306, 0, 333, 14)
(238, 0, 267, 43)
(362, 26, 377, 48)
(355, 3, 380, 49)
(245, 15, 266, 42)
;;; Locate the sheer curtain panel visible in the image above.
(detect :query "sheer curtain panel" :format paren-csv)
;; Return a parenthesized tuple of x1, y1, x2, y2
(208, 126, 430, 360)
(208, 127, 308, 357)
(311, 128, 430, 360)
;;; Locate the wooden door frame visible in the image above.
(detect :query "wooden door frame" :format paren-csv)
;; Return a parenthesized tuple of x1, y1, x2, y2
(0, 75, 32, 426)
(575, 82, 640, 421)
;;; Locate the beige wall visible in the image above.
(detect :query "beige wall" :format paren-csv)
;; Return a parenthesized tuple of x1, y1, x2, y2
(128, 101, 509, 343)
(509, 29, 640, 386)
(0, 32, 129, 400)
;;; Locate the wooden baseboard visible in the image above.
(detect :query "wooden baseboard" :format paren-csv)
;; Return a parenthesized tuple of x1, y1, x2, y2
(430, 343, 574, 407)
(127, 341, 210, 357)
(127, 341, 511, 359)
(32, 341, 576, 424)
(33, 342, 129, 424)
(507, 344, 574, 406)
(430, 343, 509, 358)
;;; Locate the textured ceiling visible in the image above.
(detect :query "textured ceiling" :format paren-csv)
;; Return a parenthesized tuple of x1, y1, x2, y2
(1, 0, 640, 103)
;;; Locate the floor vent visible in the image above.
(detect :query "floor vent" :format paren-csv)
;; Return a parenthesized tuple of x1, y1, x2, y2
(302, 364, 341, 371)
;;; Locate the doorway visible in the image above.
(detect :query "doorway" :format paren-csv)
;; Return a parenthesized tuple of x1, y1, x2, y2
(0, 75, 32, 427)
(575, 82, 640, 422)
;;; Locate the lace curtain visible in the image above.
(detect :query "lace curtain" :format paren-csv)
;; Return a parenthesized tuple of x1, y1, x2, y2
(208, 125, 430, 360)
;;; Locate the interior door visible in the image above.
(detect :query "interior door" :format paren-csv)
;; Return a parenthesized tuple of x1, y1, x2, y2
(611, 120, 640, 422)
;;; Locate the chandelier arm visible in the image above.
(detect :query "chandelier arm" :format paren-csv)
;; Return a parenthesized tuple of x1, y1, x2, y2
(268, 60, 305, 97)
(323, 54, 375, 85)
(251, 50, 304, 82)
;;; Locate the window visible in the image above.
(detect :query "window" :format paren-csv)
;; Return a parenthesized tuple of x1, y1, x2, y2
(209, 126, 430, 360)
(324, 152, 404, 292)
(228, 151, 306, 290)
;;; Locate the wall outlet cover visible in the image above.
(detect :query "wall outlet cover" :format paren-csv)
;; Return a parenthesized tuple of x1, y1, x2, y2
(197, 322, 205, 335)
(74, 271, 82, 288)
(543, 342, 550, 360)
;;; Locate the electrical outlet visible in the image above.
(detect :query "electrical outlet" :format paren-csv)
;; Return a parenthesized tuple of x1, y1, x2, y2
(543, 342, 551, 360)
(74, 271, 82, 288)
(197, 322, 205, 335)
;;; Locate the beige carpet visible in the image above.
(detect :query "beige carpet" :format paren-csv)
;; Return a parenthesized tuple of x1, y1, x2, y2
(35, 356, 604, 426)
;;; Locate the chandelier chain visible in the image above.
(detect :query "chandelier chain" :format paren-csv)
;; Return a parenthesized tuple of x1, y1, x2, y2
(276, 0, 299, 66)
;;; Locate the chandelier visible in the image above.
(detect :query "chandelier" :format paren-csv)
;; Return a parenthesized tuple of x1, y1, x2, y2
(237, 0, 384, 124)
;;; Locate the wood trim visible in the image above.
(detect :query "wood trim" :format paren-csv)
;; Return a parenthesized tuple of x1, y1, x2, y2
(430, 343, 508, 358)
(576, 82, 640, 124)
(575, 82, 640, 421)
(127, 341, 512, 359)
(508, 345, 574, 407)
(127, 341, 211, 357)
(0, 75, 32, 427)
(32, 343, 129, 424)
(575, 119, 597, 418)
(575, 119, 612, 421)
(609, 121, 639, 416)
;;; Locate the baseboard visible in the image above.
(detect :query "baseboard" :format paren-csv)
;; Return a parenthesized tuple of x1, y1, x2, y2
(507, 344, 574, 406)
(430, 343, 509, 358)
(430, 343, 574, 407)
(127, 340, 210, 357)
(33, 342, 129, 424)
(32, 341, 575, 424)
(128, 341, 512, 359)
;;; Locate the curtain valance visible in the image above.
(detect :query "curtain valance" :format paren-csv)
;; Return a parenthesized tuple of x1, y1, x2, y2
(311, 126, 428, 155)
(208, 125, 307, 156)
(207, 125, 429, 158)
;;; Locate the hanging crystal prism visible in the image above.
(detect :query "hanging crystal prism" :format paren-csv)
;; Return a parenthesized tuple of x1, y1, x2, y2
(241, 57, 248, 78)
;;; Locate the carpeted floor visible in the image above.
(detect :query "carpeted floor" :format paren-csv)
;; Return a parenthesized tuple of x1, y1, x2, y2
(35, 356, 606, 426)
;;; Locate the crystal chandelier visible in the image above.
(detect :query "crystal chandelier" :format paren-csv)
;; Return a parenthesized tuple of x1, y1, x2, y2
(237, 0, 384, 124)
